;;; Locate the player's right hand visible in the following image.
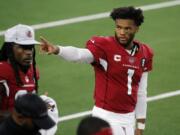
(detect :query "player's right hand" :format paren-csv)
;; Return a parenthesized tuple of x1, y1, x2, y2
(40, 36, 59, 55)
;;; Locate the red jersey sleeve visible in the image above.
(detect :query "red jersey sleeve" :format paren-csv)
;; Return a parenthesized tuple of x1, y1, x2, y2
(0, 62, 10, 81)
(86, 36, 107, 64)
(142, 45, 154, 72)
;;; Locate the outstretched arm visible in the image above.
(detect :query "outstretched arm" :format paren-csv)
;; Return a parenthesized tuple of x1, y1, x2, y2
(40, 37, 60, 55)
(40, 37, 94, 63)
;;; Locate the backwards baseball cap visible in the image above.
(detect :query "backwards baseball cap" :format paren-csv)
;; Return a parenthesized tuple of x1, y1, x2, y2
(15, 93, 55, 129)
(4, 24, 40, 45)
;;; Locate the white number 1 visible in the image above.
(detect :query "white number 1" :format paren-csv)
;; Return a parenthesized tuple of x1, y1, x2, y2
(127, 69, 135, 95)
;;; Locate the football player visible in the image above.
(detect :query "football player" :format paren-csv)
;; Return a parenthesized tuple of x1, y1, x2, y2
(40, 6, 153, 135)
(0, 24, 39, 122)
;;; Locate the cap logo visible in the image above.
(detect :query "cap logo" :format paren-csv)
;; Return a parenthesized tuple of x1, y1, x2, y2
(27, 31, 32, 38)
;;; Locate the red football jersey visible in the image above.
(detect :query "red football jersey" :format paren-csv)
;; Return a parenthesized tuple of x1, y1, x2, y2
(86, 36, 153, 113)
(0, 61, 39, 111)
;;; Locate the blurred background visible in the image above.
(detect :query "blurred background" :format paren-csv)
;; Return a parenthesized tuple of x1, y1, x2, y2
(0, 0, 180, 134)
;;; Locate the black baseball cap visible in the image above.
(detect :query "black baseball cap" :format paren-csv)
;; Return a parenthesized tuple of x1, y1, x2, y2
(14, 93, 55, 129)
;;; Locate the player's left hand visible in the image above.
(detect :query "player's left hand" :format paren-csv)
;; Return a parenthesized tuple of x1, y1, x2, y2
(135, 128, 143, 135)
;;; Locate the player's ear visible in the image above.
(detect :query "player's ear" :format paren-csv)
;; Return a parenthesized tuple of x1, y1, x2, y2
(135, 26, 139, 32)
(13, 111, 26, 124)
(17, 114, 25, 121)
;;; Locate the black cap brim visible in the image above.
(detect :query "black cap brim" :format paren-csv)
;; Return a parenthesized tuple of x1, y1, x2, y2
(33, 115, 56, 129)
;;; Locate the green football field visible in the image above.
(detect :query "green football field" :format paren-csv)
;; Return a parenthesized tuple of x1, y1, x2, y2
(0, 0, 180, 135)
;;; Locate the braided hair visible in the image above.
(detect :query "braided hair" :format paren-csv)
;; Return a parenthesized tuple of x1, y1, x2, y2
(0, 42, 38, 92)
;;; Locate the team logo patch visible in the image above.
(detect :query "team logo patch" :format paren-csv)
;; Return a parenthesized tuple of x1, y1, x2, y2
(114, 55, 121, 62)
(27, 31, 32, 38)
(129, 57, 135, 64)
(25, 76, 30, 83)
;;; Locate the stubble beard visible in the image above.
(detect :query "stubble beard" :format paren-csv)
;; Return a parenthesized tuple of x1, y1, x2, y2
(115, 33, 135, 49)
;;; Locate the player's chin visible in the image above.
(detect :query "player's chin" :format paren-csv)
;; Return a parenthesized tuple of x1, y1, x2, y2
(119, 40, 128, 46)
(22, 60, 32, 66)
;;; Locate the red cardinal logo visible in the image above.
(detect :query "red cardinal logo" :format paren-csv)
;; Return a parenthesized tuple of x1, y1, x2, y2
(27, 31, 32, 38)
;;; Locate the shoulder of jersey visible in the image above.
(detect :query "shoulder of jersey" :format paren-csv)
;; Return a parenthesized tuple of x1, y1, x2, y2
(0, 61, 12, 70)
(135, 40, 154, 57)
(90, 36, 113, 45)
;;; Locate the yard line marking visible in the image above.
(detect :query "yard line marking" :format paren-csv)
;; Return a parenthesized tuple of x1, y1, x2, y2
(0, 0, 180, 36)
(58, 89, 180, 122)
(59, 111, 91, 122)
(147, 90, 180, 102)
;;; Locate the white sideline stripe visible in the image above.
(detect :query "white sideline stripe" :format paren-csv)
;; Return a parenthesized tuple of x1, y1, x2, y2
(0, 0, 180, 36)
(59, 111, 92, 122)
(58, 89, 180, 122)
(147, 89, 180, 102)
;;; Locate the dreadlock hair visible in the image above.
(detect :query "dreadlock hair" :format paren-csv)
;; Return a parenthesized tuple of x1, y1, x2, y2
(110, 6, 144, 26)
(0, 42, 38, 92)
(32, 46, 38, 92)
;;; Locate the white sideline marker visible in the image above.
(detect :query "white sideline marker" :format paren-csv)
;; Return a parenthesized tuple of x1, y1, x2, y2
(58, 89, 180, 122)
(0, 0, 180, 36)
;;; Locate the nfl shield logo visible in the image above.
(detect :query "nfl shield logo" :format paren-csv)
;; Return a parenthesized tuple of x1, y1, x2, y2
(129, 57, 135, 64)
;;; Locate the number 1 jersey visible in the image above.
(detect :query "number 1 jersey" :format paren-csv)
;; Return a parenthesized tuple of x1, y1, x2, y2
(86, 36, 153, 113)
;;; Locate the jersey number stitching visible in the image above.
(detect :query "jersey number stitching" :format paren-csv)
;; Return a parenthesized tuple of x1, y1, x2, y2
(127, 69, 135, 95)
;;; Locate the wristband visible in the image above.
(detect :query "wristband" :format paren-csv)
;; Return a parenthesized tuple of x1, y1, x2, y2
(137, 122, 145, 130)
